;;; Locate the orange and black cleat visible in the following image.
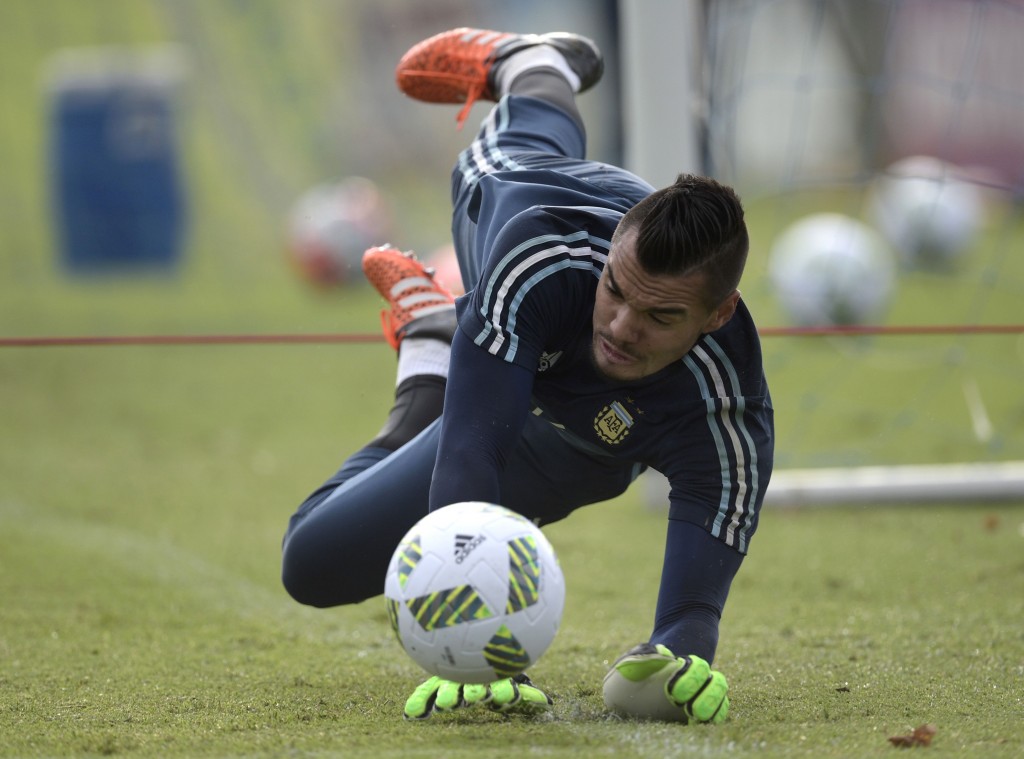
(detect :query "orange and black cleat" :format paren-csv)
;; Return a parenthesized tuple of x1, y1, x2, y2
(395, 28, 603, 128)
(362, 245, 457, 351)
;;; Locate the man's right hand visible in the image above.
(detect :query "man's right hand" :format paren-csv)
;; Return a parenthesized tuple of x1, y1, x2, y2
(404, 673, 553, 720)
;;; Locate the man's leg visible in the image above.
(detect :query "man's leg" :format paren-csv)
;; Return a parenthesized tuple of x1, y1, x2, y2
(281, 247, 456, 607)
(450, 89, 653, 287)
(283, 404, 644, 608)
(281, 420, 443, 608)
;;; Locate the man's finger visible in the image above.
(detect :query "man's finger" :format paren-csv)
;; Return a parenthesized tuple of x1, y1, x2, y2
(433, 679, 464, 711)
(687, 671, 729, 723)
(404, 675, 443, 720)
(666, 655, 712, 705)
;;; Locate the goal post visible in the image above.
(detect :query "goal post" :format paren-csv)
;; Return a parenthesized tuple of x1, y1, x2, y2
(618, 0, 706, 185)
(622, 0, 1024, 506)
(645, 462, 1024, 509)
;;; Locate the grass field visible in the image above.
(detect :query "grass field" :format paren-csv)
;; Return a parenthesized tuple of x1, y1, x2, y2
(2, 2, 1024, 757)
(2, 278, 1022, 757)
(2, 340, 1023, 757)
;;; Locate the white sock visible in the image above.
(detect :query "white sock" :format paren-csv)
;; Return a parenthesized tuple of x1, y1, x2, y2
(396, 338, 451, 386)
(494, 46, 581, 97)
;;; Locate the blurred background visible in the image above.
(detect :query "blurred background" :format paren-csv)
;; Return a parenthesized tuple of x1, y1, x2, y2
(2, 0, 1022, 491)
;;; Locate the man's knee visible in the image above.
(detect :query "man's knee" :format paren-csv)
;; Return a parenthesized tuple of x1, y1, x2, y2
(280, 532, 379, 608)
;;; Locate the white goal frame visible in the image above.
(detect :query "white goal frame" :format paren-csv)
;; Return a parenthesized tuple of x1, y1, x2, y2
(645, 462, 1024, 508)
(621, 0, 1023, 506)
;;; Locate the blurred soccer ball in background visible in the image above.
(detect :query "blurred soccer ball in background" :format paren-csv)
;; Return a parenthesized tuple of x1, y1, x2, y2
(384, 501, 565, 684)
(286, 176, 392, 287)
(424, 243, 466, 296)
(867, 155, 983, 269)
(769, 212, 897, 326)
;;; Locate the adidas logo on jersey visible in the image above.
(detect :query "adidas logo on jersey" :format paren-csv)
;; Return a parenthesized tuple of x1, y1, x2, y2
(453, 533, 486, 564)
(538, 350, 563, 372)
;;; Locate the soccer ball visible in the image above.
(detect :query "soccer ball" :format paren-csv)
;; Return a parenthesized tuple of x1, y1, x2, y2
(768, 212, 896, 326)
(384, 502, 565, 684)
(867, 155, 983, 268)
(286, 176, 391, 287)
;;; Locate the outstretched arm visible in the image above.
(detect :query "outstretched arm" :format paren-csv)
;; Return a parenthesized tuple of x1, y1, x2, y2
(428, 327, 535, 510)
(650, 518, 744, 663)
(602, 511, 744, 723)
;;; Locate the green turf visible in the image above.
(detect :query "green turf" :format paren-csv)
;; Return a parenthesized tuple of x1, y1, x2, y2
(2, 292, 1022, 757)
(2, 2, 1023, 756)
(3, 410, 1023, 758)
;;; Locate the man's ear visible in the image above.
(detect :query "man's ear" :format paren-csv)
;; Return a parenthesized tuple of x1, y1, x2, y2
(704, 289, 740, 333)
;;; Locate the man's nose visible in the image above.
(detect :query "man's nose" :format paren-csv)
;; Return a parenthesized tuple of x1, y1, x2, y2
(609, 305, 642, 342)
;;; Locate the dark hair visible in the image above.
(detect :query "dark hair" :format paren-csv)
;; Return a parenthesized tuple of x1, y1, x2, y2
(613, 174, 749, 309)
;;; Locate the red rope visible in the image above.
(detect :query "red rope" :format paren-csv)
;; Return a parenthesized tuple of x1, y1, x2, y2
(1, 324, 1022, 347)
(756, 324, 1024, 337)
(0, 333, 382, 347)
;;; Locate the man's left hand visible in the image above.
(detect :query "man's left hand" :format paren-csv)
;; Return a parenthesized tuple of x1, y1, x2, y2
(602, 643, 729, 723)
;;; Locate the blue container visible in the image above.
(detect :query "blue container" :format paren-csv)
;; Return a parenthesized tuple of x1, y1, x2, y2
(48, 50, 187, 275)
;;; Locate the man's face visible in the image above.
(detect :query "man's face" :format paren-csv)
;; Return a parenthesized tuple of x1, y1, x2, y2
(591, 229, 738, 383)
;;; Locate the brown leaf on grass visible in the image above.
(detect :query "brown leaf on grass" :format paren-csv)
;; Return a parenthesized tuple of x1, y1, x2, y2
(888, 724, 937, 748)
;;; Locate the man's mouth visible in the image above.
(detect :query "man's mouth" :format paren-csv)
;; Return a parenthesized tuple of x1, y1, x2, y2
(597, 334, 636, 365)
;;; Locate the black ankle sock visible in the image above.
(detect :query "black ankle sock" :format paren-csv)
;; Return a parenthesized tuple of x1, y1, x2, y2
(368, 374, 446, 451)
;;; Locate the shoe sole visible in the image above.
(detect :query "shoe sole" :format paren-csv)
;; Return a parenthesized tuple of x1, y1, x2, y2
(397, 28, 603, 105)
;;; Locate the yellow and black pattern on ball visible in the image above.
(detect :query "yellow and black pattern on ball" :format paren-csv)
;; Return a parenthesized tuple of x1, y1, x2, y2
(385, 597, 401, 638)
(396, 535, 422, 590)
(483, 624, 531, 677)
(506, 535, 541, 612)
(406, 585, 493, 630)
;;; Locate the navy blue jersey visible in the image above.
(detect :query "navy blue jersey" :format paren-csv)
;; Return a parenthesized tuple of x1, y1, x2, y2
(283, 93, 770, 659)
(447, 173, 773, 554)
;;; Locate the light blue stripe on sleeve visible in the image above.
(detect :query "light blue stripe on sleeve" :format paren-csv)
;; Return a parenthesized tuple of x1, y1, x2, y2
(682, 353, 734, 545)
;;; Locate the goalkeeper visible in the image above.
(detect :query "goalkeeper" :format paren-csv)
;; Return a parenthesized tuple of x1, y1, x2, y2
(281, 27, 774, 724)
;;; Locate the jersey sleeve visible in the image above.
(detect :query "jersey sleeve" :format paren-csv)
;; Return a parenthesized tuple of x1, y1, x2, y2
(428, 326, 535, 510)
(456, 206, 610, 372)
(659, 326, 774, 555)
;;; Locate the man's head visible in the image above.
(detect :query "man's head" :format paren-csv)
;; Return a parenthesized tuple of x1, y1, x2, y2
(592, 174, 749, 383)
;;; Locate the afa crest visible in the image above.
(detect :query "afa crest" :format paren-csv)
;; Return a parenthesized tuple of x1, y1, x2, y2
(594, 401, 634, 445)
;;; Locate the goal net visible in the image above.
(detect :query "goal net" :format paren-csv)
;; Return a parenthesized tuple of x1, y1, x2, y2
(622, 0, 1024, 504)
